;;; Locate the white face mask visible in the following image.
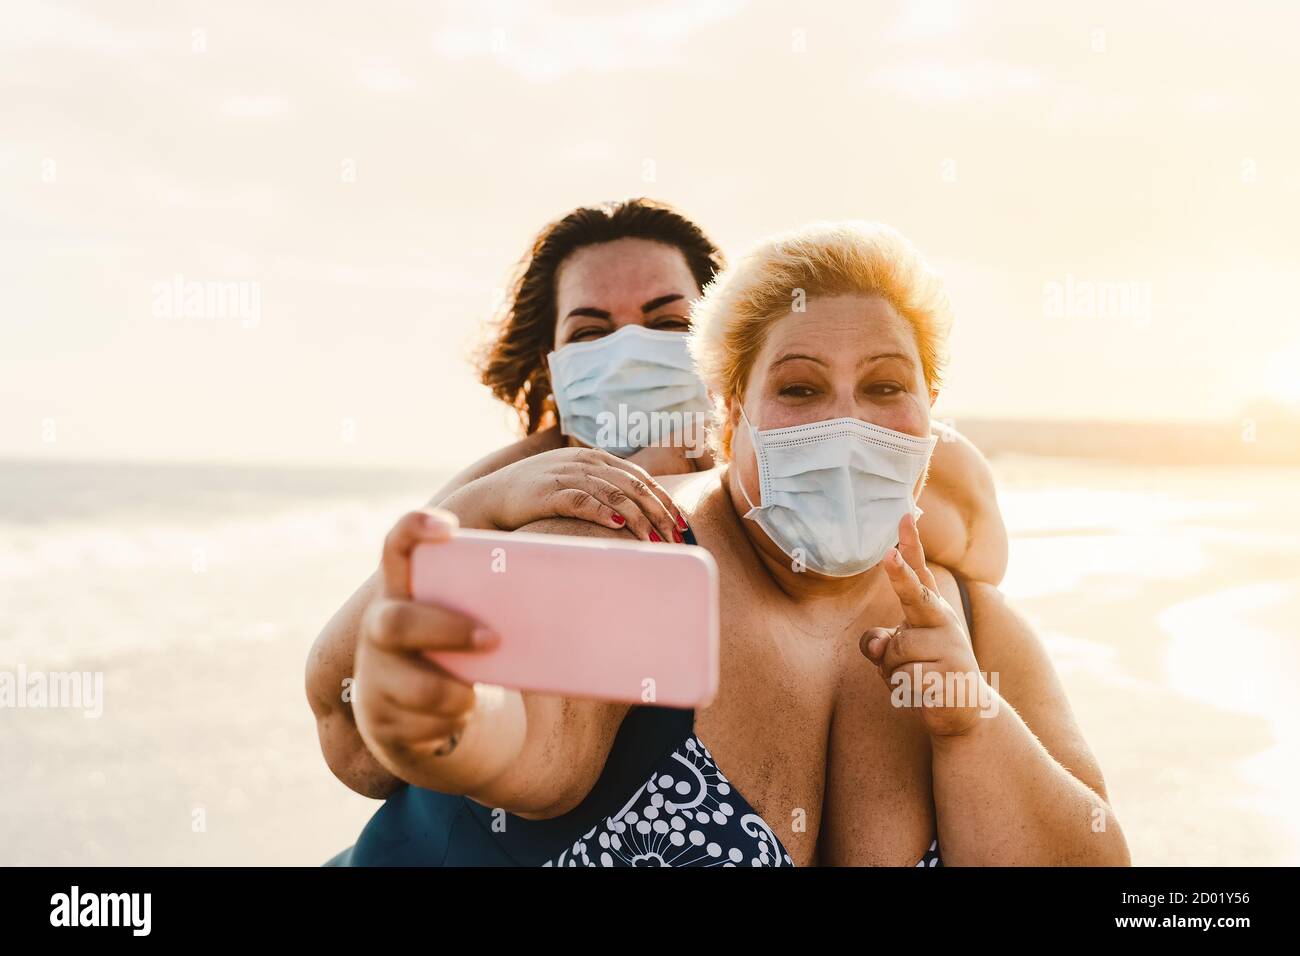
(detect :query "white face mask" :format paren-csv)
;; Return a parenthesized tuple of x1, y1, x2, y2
(547, 325, 711, 458)
(736, 405, 937, 577)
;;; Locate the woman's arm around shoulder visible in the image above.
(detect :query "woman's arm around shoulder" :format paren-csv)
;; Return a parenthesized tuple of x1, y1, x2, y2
(917, 423, 1008, 586)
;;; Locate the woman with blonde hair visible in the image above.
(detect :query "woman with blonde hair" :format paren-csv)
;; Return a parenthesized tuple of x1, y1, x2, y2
(326, 218, 1128, 866)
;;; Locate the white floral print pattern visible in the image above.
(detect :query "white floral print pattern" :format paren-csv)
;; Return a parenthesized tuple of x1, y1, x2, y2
(916, 838, 942, 866)
(544, 735, 794, 867)
(541, 734, 945, 868)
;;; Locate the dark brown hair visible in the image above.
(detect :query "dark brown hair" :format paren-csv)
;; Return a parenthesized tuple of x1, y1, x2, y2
(479, 198, 725, 434)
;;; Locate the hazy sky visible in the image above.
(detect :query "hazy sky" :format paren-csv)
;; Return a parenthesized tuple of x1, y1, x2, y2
(3, 0, 1298, 467)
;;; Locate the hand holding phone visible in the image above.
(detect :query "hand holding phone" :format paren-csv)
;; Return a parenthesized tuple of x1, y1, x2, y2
(411, 528, 719, 707)
(352, 509, 489, 782)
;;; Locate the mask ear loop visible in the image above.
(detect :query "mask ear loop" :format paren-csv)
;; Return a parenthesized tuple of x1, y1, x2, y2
(736, 403, 763, 512)
(909, 433, 940, 522)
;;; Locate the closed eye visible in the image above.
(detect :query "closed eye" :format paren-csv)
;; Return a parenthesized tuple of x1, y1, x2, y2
(649, 316, 690, 331)
(780, 384, 818, 399)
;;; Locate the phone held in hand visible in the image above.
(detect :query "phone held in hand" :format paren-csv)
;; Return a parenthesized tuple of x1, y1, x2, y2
(410, 529, 719, 708)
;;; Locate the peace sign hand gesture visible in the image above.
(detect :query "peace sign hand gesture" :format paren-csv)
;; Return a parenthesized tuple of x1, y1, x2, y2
(859, 513, 992, 738)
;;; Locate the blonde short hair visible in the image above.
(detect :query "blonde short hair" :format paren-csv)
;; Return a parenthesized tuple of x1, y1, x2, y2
(688, 221, 953, 458)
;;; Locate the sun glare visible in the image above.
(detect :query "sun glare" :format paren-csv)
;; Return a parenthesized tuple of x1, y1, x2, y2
(1267, 341, 1300, 407)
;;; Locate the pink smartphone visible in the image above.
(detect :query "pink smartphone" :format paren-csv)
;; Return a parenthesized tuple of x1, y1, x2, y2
(410, 529, 719, 707)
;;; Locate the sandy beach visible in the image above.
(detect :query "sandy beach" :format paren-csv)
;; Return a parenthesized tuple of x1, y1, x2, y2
(2, 455, 1298, 865)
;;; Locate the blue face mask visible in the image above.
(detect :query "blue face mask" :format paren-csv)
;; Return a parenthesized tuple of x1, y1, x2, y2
(546, 325, 711, 458)
(736, 405, 937, 576)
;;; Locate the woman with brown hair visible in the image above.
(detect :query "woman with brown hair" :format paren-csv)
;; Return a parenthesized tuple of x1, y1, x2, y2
(306, 200, 1009, 823)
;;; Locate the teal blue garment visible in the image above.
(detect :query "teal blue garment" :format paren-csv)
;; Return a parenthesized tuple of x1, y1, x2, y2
(330, 704, 695, 866)
(322, 846, 353, 866)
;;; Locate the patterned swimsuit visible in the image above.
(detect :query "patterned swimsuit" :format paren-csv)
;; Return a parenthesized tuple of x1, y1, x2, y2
(545, 733, 791, 867)
(338, 703, 941, 867)
(545, 731, 942, 868)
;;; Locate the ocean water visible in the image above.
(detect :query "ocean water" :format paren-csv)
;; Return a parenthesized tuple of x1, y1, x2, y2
(0, 459, 448, 667)
(2, 455, 1299, 864)
(993, 457, 1300, 863)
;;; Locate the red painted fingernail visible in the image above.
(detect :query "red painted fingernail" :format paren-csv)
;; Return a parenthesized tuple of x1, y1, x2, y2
(649, 530, 662, 542)
(676, 515, 688, 531)
(612, 514, 625, 526)
(672, 528, 683, 543)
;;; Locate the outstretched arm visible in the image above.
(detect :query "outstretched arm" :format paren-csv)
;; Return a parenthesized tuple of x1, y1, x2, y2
(306, 436, 555, 799)
(307, 435, 685, 798)
(346, 510, 633, 818)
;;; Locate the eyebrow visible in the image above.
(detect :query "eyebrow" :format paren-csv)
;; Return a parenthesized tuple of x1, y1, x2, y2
(564, 307, 611, 321)
(771, 351, 915, 368)
(772, 352, 828, 368)
(641, 293, 685, 313)
(563, 293, 687, 324)
(860, 351, 914, 367)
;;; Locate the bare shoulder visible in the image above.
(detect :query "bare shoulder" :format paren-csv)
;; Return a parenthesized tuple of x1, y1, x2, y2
(922, 424, 1008, 585)
(515, 514, 635, 541)
(429, 426, 565, 502)
(655, 469, 754, 580)
(930, 421, 994, 482)
(656, 467, 721, 515)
